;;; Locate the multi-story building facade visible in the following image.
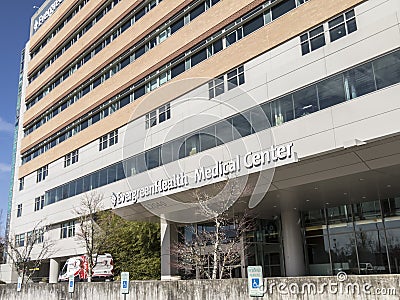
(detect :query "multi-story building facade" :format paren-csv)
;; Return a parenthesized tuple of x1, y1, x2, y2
(2, 0, 400, 282)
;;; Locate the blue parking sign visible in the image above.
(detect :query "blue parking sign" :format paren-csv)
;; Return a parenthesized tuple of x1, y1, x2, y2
(252, 278, 260, 288)
(68, 275, 74, 293)
(247, 266, 264, 297)
(121, 272, 129, 294)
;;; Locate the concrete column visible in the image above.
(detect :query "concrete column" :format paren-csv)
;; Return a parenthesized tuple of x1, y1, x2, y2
(160, 218, 178, 280)
(49, 258, 59, 283)
(281, 209, 306, 276)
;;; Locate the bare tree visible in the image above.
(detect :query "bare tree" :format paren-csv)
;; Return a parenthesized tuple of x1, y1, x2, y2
(74, 192, 107, 282)
(5, 221, 54, 284)
(172, 179, 254, 279)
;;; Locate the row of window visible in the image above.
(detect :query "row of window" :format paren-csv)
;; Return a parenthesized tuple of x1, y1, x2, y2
(22, 0, 308, 163)
(19, 133, 117, 195)
(27, 0, 176, 108)
(301, 9, 357, 55)
(145, 103, 171, 129)
(25, 0, 220, 134)
(29, 0, 121, 83)
(31, 0, 90, 58)
(15, 229, 44, 247)
(16, 195, 44, 220)
(14, 221, 74, 248)
(43, 48, 400, 206)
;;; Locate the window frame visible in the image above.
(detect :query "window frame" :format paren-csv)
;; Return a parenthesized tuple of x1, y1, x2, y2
(60, 220, 76, 239)
(36, 165, 48, 183)
(64, 150, 79, 167)
(328, 9, 357, 42)
(17, 204, 22, 217)
(300, 24, 326, 55)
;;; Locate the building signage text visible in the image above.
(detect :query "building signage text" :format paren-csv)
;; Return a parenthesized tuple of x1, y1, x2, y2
(33, 0, 64, 33)
(112, 143, 294, 208)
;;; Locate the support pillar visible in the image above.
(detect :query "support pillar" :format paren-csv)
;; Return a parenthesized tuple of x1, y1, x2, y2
(281, 209, 306, 276)
(160, 218, 178, 280)
(49, 258, 59, 283)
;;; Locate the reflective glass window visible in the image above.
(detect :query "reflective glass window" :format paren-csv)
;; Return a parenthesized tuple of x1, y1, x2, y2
(317, 74, 345, 109)
(373, 50, 400, 89)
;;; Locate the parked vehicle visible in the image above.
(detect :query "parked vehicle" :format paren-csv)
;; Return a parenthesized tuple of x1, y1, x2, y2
(58, 253, 114, 282)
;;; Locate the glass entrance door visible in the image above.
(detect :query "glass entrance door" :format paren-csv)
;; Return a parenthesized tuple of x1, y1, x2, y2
(246, 219, 283, 277)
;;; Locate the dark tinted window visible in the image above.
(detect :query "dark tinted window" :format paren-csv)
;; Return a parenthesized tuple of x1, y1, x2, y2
(191, 49, 207, 67)
(190, 3, 205, 20)
(343, 62, 376, 100)
(243, 15, 264, 36)
(171, 18, 184, 34)
(272, 0, 296, 20)
(293, 85, 318, 118)
(373, 51, 400, 89)
(317, 74, 345, 109)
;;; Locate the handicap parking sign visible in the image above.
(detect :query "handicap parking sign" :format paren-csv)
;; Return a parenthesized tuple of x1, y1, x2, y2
(121, 272, 129, 294)
(252, 278, 260, 289)
(247, 266, 264, 297)
(68, 275, 74, 293)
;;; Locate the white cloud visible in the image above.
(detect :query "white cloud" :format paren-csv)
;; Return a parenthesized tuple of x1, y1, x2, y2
(0, 117, 14, 133)
(0, 163, 11, 172)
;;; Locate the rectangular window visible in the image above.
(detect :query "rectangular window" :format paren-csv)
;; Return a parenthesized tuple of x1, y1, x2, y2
(17, 204, 22, 217)
(226, 27, 243, 47)
(19, 178, 24, 191)
(293, 85, 319, 117)
(317, 74, 346, 109)
(60, 221, 75, 239)
(64, 150, 79, 167)
(145, 148, 160, 170)
(343, 62, 376, 100)
(272, 0, 296, 20)
(373, 50, 400, 90)
(15, 233, 25, 247)
(159, 103, 171, 124)
(99, 134, 108, 151)
(243, 14, 264, 37)
(271, 95, 294, 126)
(145, 110, 157, 129)
(190, 3, 205, 21)
(329, 9, 357, 42)
(227, 66, 245, 90)
(208, 76, 224, 99)
(36, 165, 48, 182)
(34, 229, 44, 244)
(191, 48, 207, 67)
(170, 18, 184, 34)
(109, 130, 118, 146)
(34, 195, 45, 211)
(300, 25, 325, 55)
(99, 130, 118, 151)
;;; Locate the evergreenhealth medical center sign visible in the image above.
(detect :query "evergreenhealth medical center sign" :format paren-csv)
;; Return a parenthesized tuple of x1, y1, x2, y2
(31, 0, 64, 35)
(111, 142, 296, 208)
